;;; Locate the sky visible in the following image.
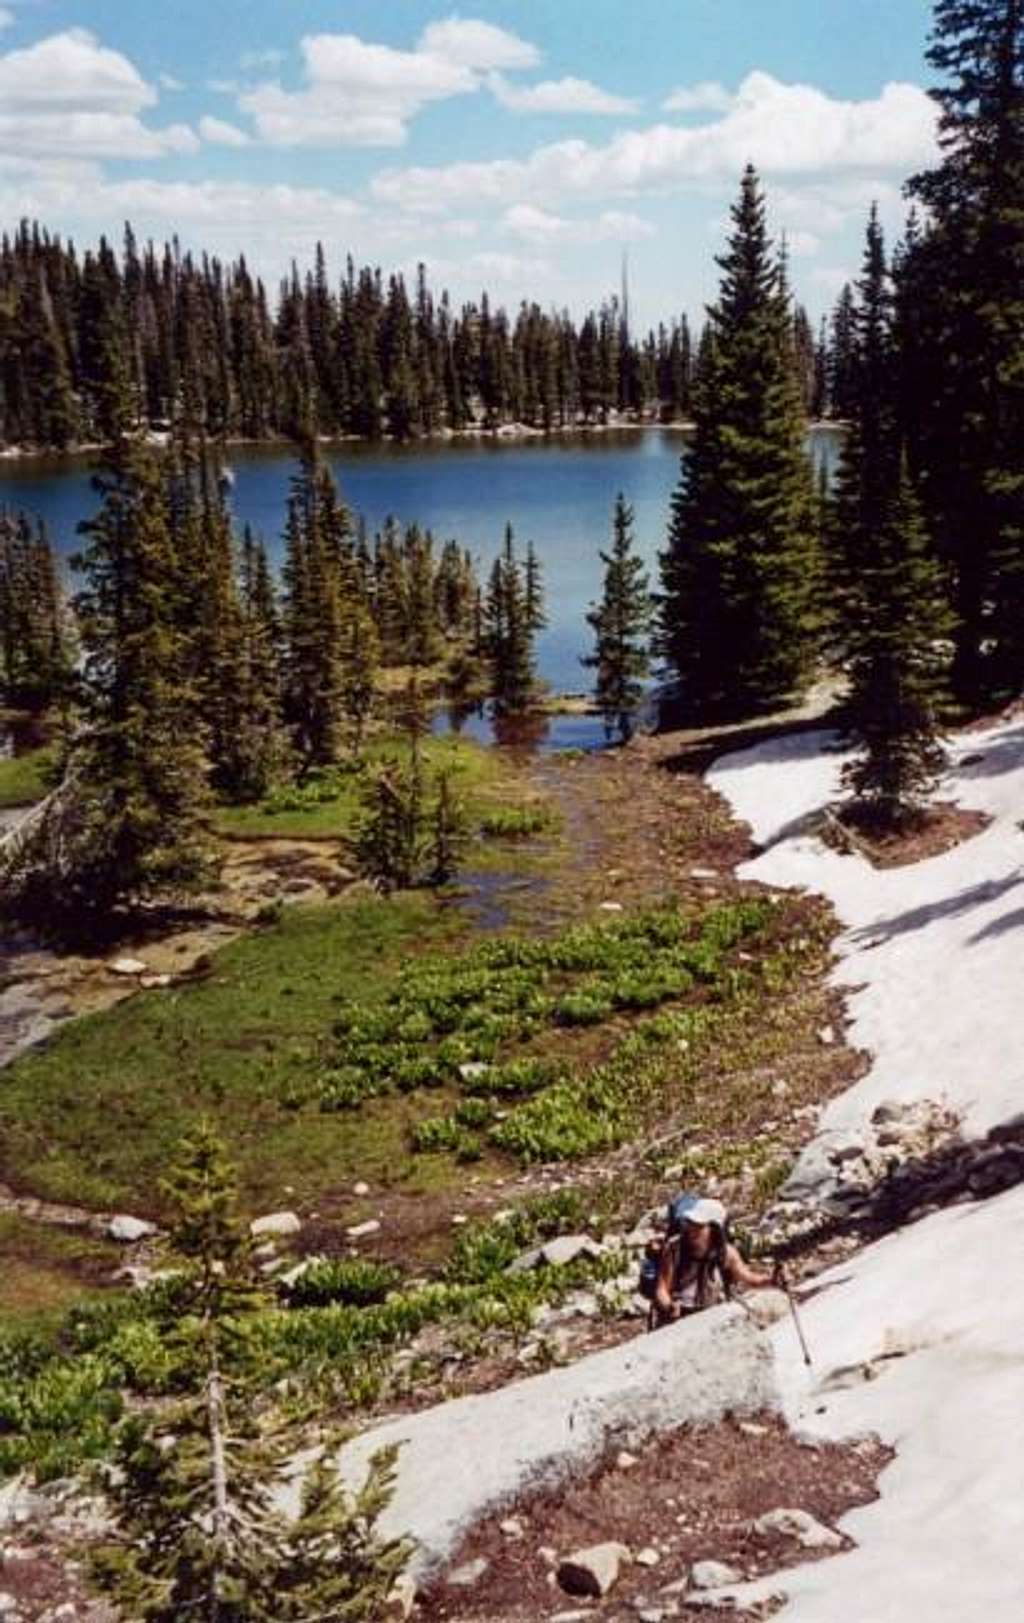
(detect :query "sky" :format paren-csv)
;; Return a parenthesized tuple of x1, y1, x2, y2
(0, 0, 940, 327)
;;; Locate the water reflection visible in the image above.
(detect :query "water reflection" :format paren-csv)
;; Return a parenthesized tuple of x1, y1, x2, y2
(432, 701, 611, 754)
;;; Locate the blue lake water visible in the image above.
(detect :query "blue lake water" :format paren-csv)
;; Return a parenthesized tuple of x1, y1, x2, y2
(0, 427, 841, 751)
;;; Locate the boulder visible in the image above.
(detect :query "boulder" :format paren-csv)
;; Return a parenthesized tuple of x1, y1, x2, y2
(753, 1507, 842, 1550)
(557, 1541, 631, 1597)
(508, 1234, 605, 1273)
(689, 1560, 742, 1590)
(249, 1211, 301, 1239)
(107, 1213, 157, 1243)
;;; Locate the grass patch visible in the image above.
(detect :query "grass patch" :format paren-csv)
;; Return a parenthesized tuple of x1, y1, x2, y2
(213, 736, 512, 841)
(0, 1214, 119, 1332)
(0, 745, 54, 808)
(479, 803, 557, 839)
(0, 894, 469, 1215)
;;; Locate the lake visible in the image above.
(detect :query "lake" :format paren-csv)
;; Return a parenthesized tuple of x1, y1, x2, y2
(0, 427, 841, 749)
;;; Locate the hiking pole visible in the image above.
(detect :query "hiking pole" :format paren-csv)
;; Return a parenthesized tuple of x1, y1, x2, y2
(776, 1266, 813, 1368)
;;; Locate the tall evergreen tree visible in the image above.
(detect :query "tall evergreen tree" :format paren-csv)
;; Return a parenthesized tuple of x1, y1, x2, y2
(583, 493, 652, 740)
(658, 166, 820, 719)
(486, 525, 539, 715)
(904, 0, 1024, 707)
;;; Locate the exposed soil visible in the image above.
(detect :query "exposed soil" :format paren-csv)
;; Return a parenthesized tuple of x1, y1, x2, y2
(418, 1412, 893, 1622)
(0, 1541, 113, 1623)
(825, 801, 991, 869)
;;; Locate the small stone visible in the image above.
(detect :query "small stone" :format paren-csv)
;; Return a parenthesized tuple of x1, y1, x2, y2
(690, 867, 718, 880)
(383, 1572, 417, 1619)
(550, 1612, 594, 1622)
(447, 1556, 489, 1588)
(109, 956, 148, 976)
(689, 1560, 742, 1591)
(345, 1218, 381, 1239)
(353, 1181, 370, 1196)
(538, 1546, 559, 1566)
(557, 1542, 632, 1598)
(250, 1211, 302, 1239)
(108, 1213, 158, 1243)
(0, 1595, 18, 1617)
(500, 1516, 525, 1539)
(451, 1214, 468, 1226)
(738, 1421, 769, 1437)
(599, 901, 624, 912)
(458, 1061, 490, 1082)
(616, 1449, 640, 1470)
(753, 1508, 842, 1550)
(636, 1547, 661, 1568)
(817, 1024, 836, 1046)
(139, 972, 172, 989)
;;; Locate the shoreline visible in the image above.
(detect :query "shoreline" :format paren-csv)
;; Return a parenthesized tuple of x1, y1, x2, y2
(0, 416, 846, 468)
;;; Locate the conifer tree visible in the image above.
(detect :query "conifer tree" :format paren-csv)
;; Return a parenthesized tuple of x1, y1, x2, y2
(904, 0, 1024, 707)
(486, 525, 539, 715)
(430, 765, 468, 885)
(583, 493, 652, 740)
(280, 444, 346, 771)
(658, 166, 820, 719)
(95, 1124, 410, 1623)
(0, 512, 71, 713)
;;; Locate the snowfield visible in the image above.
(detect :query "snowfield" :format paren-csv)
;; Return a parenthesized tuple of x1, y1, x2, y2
(706, 716, 1024, 1621)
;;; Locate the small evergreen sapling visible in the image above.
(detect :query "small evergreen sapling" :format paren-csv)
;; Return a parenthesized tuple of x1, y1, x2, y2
(583, 492, 652, 740)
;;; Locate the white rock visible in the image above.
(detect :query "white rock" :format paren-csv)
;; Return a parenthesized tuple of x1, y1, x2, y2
(690, 867, 719, 880)
(383, 1572, 417, 1619)
(279, 1255, 327, 1289)
(508, 1233, 605, 1273)
(550, 1612, 594, 1623)
(250, 1210, 302, 1239)
(0, 1592, 18, 1615)
(636, 1546, 661, 1567)
(689, 1560, 742, 1590)
(345, 1218, 380, 1240)
(599, 900, 624, 912)
(139, 972, 172, 989)
(817, 1024, 836, 1045)
(107, 1214, 157, 1243)
(109, 956, 148, 976)
(557, 1541, 632, 1597)
(458, 1062, 490, 1082)
(353, 1181, 370, 1196)
(753, 1508, 842, 1550)
(500, 1516, 524, 1539)
(616, 1449, 640, 1469)
(447, 1556, 488, 1587)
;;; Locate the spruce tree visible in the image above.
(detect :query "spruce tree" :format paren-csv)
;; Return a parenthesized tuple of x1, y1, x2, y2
(904, 0, 1024, 707)
(841, 456, 953, 824)
(658, 166, 820, 720)
(583, 493, 652, 740)
(486, 525, 539, 715)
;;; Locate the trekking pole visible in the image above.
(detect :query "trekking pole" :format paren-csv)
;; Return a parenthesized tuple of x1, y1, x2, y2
(776, 1266, 813, 1368)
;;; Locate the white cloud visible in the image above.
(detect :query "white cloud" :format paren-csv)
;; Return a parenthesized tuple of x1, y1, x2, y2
(781, 228, 822, 258)
(159, 72, 184, 92)
(416, 17, 540, 71)
(663, 81, 734, 115)
(0, 29, 198, 159)
(0, 8, 15, 31)
(489, 72, 638, 116)
(207, 77, 240, 95)
(373, 71, 937, 211)
(199, 114, 250, 148)
(501, 203, 654, 244)
(240, 31, 479, 148)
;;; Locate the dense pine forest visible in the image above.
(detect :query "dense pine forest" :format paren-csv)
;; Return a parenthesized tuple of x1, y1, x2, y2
(0, 222, 848, 451)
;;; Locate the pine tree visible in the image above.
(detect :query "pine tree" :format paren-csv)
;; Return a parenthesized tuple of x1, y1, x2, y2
(0, 512, 71, 713)
(430, 765, 468, 885)
(841, 456, 953, 824)
(904, 0, 1024, 707)
(486, 525, 539, 715)
(280, 444, 346, 771)
(95, 1124, 410, 1623)
(658, 167, 820, 719)
(583, 493, 652, 740)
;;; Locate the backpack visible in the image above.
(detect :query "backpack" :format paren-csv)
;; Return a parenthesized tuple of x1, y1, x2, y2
(637, 1192, 700, 1302)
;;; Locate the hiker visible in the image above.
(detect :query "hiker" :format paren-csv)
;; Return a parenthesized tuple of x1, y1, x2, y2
(651, 1197, 778, 1326)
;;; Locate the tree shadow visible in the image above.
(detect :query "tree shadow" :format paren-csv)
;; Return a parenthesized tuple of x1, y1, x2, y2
(848, 872, 1024, 946)
(966, 904, 1024, 946)
(954, 726, 1024, 779)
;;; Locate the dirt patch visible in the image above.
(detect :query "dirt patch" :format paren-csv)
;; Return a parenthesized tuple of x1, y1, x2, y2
(0, 1542, 113, 1623)
(418, 1412, 892, 1622)
(823, 802, 990, 869)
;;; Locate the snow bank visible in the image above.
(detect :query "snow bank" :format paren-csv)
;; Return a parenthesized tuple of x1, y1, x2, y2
(708, 720, 1024, 1137)
(706, 717, 1024, 1621)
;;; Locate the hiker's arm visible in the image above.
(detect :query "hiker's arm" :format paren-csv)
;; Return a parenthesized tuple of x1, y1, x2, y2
(723, 1243, 777, 1291)
(654, 1242, 677, 1317)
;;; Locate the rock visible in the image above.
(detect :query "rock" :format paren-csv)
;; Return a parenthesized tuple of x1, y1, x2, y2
(345, 1218, 381, 1240)
(458, 1062, 490, 1082)
(250, 1210, 302, 1239)
(738, 1421, 769, 1437)
(500, 1515, 525, 1539)
(636, 1547, 661, 1567)
(448, 1557, 489, 1588)
(353, 1181, 370, 1196)
(637, 1608, 671, 1623)
(139, 972, 172, 990)
(616, 1449, 640, 1470)
(107, 1213, 157, 1242)
(0, 1593, 18, 1616)
(507, 1233, 605, 1273)
(753, 1507, 842, 1550)
(451, 1214, 468, 1226)
(538, 1546, 559, 1566)
(550, 1612, 594, 1623)
(383, 1573, 417, 1620)
(828, 1133, 868, 1166)
(599, 901, 624, 912)
(109, 956, 148, 976)
(690, 867, 718, 880)
(870, 1099, 905, 1125)
(689, 1560, 742, 1591)
(279, 1255, 327, 1289)
(817, 1024, 836, 1045)
(557, 1541, 632, 1598)
(741, 1288, 788, 1329)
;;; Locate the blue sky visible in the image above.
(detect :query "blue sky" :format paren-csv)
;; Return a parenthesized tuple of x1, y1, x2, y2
(0, 1, 939, 325)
